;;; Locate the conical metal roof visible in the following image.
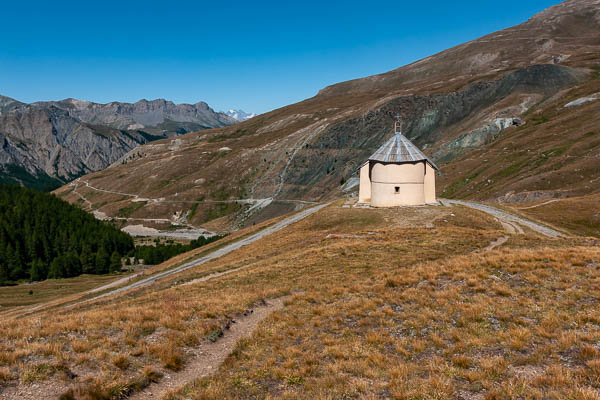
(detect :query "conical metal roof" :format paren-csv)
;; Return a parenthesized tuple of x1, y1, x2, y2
(368, 132, 439, 171)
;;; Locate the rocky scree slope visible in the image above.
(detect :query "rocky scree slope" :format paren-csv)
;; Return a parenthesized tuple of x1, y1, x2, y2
(56, 0, 600, 233)
(0, 97, 235, 190)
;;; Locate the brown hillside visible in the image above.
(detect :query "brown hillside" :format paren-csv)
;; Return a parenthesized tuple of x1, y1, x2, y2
(55, 0, 600, 235)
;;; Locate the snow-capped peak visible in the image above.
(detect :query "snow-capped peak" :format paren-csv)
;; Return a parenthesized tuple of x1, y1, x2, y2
(225, 109, 256, 121)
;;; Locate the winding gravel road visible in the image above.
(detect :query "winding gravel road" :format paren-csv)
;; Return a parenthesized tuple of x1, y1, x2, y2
(442, 199, 564, 238)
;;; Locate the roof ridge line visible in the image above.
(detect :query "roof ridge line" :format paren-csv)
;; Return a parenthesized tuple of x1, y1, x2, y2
(366, 131, 439, 171)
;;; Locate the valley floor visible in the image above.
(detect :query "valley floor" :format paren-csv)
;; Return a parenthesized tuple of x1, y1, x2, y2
(0, 200, 598, 399)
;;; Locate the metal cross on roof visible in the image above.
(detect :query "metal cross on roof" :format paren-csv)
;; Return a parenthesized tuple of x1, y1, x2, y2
(394, 115, 402, 133)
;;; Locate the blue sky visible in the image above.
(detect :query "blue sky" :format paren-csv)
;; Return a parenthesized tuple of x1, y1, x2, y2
(0, 0, 560, 114)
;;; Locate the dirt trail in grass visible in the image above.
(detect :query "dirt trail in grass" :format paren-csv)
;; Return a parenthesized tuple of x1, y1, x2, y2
(70, 178, 316, 232)
(499, 220, 524, 234)
(85, 272, 143, 294)
(0, 298, 287, 400)
(480, 235, 509, 252)
(9, 203, 328, 321)
(442, 199, 564, 237)
(0, 379, 65, 399)
(73, 178, 316, 207)
(181, 266, 246, 287)
(516, 198, 561, 210)
(128, 297, 286, 400)
(0, 273, 143, 320)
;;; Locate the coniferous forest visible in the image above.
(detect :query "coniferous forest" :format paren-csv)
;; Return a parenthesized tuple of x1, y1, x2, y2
(0, 184, 134, 285)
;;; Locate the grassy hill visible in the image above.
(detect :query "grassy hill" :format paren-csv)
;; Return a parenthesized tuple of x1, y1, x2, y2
(0, 201, 598, 398)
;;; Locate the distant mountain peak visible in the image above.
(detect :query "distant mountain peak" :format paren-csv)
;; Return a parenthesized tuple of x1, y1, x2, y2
(0, 94, 18, 103)
(225, 109, 256, 121)
(64, 98, 92, 110)
(0, 95, 22, 110)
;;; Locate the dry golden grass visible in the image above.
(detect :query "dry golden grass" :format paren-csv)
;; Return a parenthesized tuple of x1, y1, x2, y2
(0, 367, 12, 383)
(0, 273, 132, 311)
(0, 204, 597, 399)
(169, 243, 600, 399)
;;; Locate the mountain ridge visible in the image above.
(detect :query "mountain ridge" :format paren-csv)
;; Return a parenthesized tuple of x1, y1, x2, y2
(0, 96, 237, 189)
(316, 0, 600, 98)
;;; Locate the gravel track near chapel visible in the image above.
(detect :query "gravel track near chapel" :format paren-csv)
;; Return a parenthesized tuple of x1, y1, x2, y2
(442, 199, 564, 238)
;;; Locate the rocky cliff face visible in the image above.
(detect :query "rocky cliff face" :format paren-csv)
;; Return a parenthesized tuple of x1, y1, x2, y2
(0, 97, 236, 189)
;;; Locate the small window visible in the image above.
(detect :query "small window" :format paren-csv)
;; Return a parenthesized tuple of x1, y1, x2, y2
(394, 186, 400, 194)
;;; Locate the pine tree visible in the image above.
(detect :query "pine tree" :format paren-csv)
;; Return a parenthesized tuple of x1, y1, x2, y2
(0, 183, 133, 285)
(48, 256, 65, 279)
(95, 246, 110, 274)
(64, 252, 82, 278)
(109, 251, 122, 273)
(30, 259, 47, 282)
(0, 261, 8, 284)
(11, 243, 25, 280)
(80, 245, 94, 274)
(6, 244, 21, 282)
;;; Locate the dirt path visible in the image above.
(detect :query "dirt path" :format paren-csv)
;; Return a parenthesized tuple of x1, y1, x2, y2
(70, 183, 93, 210)
(516, 199, 561, 210)
(181, 266, 246, 287)
(441, 199, 564, 238)
(0, 299, 287, 400)
(0, 272, 143, 320)
(85, 273, 143, 294)
(249, 120, 323, 198)
(498, 220, 524, 234)
(74, 178, 315, 207)
(80, 203, 328, 301)
(480, 236, 509, 252)
(70, 179, 201, 230)
(128, 297, 286, 400)
(71, 178, 315, 231)
(273, 122, 328, 198)
(0, 379, 65, 399)
(77, 179, 143, 200)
